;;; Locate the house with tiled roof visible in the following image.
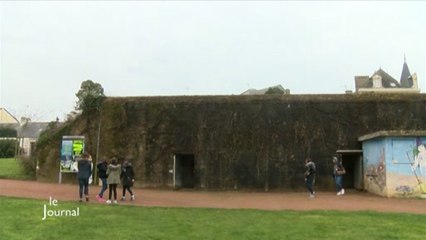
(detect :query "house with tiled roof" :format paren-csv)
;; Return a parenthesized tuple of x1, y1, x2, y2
(354, 57, 420, 93)
(0, 108, 19, 124)
(17, 119, 49, 156)
(0, 108, 49, 156)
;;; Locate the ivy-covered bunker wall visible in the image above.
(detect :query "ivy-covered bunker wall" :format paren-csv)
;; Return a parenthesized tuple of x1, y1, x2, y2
(36, 94, 426, 191)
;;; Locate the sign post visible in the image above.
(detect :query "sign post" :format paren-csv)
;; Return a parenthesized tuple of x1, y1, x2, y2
(59, 136, 85, 183)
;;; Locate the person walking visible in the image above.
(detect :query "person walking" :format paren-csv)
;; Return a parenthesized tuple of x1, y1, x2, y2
(333, 156, 346, 196)
(106, 157, 121, 204)
(96, 158, 108, 202)
(77, 153, 92, 202)
(120, 159, 135, 201)
(304, 158, 316, 198)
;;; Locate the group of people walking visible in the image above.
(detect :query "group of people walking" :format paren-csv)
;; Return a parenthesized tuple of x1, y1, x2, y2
(304, 155, 346, 198)
(76, 153, 136, 204)
(79, 152, 346, 201)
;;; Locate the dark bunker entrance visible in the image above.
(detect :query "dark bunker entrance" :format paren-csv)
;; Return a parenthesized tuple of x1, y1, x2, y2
(174, 154, 195, 189)
(337, 150, 363, 190)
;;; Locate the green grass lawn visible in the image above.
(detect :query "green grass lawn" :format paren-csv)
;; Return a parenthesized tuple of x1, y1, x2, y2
(0, 196, 425, 240)
(0, 158, 31, 180)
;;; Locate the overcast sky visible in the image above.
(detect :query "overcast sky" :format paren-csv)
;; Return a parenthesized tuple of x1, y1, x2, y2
(1, 1, 425, 122)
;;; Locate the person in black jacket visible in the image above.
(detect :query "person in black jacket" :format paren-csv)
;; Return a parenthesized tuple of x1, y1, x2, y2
(77, 153, 92, 202)
(96, 159, 108, 202)
(120, 159, 135, 201)
(304, 158, 316, 198)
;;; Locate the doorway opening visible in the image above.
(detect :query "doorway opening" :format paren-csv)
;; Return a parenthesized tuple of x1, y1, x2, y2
(174, 154, 195, 189)
(336, 150, 363, 190)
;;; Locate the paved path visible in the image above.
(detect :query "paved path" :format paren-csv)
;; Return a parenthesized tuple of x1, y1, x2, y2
(1, 179, 425, 214)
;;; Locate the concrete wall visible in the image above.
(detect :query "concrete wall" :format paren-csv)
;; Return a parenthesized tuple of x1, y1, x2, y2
(363, 138, 387, 196)
(35, 94, 426, 193)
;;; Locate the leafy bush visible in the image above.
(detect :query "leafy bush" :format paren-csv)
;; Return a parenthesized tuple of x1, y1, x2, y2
(0, 140, 17, 158)
(265, 86, 285, 94)
(0, 128, 17, 137)
(18, 156, 36, 178)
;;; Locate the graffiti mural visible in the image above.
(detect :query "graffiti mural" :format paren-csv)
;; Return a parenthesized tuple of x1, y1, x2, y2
(362, 136, 426, 197)
(390, 138, 426, 197)
(410, 142, 426, 195)
(412, 144, 426, 176)
(365, 147, 386, 196)
(362, 137, 388, 196)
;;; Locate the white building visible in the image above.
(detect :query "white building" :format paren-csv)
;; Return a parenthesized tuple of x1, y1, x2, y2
(0, 108, 49, 156)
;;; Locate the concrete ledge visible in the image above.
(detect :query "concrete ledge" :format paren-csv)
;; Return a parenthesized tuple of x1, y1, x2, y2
(359, 130, 426, 142)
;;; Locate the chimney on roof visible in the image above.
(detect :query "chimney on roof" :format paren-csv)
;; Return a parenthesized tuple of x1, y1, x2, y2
(410, 73, 418, 89)
(20, 117, 31, 126)
(354, 76, 369, 92)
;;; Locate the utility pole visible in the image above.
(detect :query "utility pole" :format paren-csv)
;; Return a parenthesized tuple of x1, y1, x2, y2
(94, 107, 102, 185)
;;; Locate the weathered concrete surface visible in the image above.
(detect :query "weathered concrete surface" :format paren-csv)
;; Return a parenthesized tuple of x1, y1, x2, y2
(35, 94, 426, 191)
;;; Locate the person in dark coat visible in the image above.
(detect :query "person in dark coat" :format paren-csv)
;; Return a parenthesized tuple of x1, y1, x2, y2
(77, 153, 92, 202)
(304, 158, 316, 198)
(120, 159, 135, 201)
(96, 159, 108, 202)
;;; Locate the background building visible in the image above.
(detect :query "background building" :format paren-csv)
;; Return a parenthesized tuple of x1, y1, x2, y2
(0, 108, 48, 156)
(354, 58, 420, 93)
